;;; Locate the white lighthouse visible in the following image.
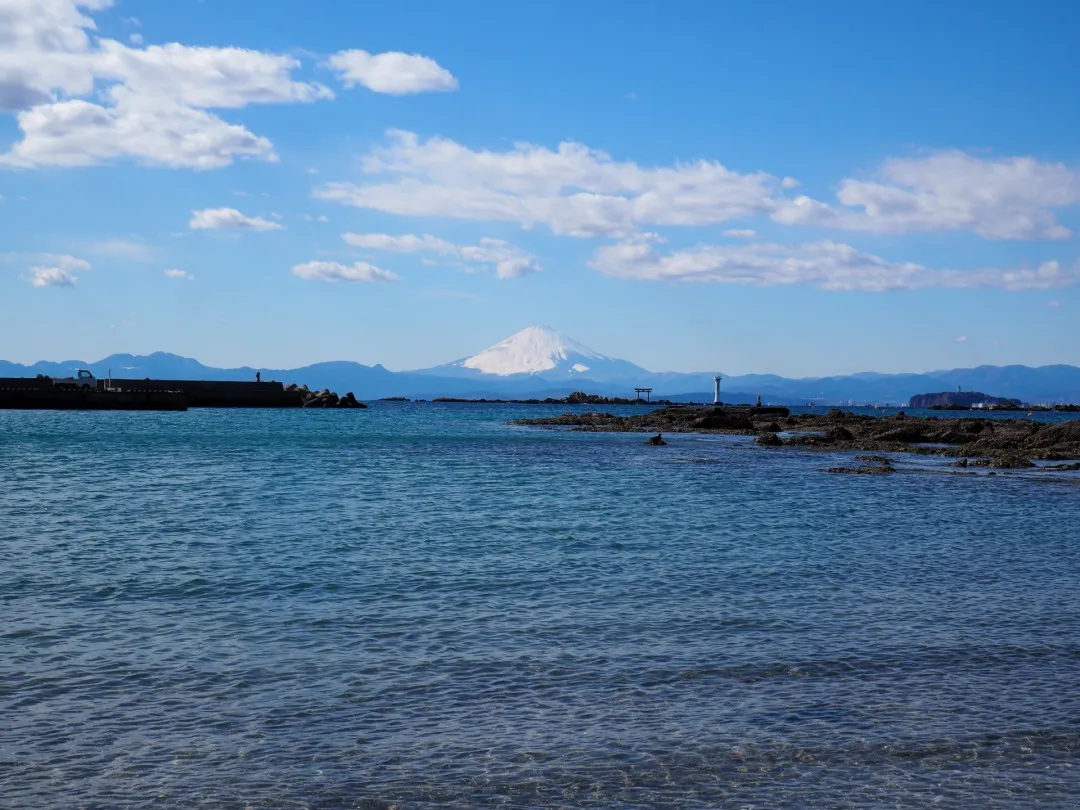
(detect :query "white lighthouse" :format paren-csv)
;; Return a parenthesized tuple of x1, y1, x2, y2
(713, 375, 722, 405)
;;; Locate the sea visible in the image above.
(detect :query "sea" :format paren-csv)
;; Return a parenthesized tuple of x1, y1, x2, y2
(3, 403, 1080, 809)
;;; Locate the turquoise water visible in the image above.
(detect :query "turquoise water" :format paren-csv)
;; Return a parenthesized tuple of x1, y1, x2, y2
(3, 404, 1080, 808)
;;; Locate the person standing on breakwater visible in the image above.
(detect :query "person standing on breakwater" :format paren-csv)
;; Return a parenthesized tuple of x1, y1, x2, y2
(256, 371, 261, 383)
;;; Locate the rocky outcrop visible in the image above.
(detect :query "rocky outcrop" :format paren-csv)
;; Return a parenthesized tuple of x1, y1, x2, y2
(513, 406, 1080, 468)
(644, 434, 667, 446)
(285, 384, 368, 409)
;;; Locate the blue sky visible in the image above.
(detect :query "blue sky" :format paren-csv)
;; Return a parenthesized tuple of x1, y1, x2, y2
(2, 0, 1078, 376)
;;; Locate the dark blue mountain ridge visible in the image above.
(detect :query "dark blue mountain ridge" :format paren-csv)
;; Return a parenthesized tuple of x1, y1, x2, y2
(2, 351, 1079, 404)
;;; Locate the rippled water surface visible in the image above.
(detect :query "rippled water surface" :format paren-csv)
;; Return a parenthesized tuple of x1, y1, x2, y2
(3, 404, 1080, 808)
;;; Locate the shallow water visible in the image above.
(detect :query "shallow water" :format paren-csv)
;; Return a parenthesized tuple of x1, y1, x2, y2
(2, 404, 1080, 808)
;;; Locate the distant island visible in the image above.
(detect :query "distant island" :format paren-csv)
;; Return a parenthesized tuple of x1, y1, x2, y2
(909, 391, 1022, 410)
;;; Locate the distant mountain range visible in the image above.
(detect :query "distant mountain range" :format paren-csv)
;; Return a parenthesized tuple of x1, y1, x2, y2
(3, 326, 1079, 404)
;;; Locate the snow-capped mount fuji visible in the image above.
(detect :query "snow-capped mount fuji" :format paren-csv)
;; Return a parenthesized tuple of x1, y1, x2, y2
(419, 326, 650, 381)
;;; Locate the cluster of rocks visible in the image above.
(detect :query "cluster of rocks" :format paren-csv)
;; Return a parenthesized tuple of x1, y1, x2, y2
(513, 405, 1080, 469)
(284, 384, 368, 409)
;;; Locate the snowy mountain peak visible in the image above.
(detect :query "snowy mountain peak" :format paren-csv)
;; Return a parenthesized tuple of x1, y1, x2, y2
(460, 326, 607, 376)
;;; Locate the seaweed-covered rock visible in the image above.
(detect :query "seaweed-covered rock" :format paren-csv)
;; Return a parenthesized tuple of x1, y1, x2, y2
(645, 434, 667, 446)
(972, 454, 1035, 469)
(756, 432, 783, 447)
(856, 455, 892, 464)
(825, 465, 895, 475)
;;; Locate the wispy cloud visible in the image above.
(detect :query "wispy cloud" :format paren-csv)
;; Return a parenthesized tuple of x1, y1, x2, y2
(774, 152, 1080, 240)
(292, 260, 398, 283)
(421, 288, 482, 302)
(189, 207, 284, 232)
(163, 268, 193, 280)
(590, 236, 1080, 292)
(88, 237, 153, 261)
(19, 252, 91, 287)
(316, 132, 1080, 244)
(343, 232, 541, 279)
(317, 130, 780, 238)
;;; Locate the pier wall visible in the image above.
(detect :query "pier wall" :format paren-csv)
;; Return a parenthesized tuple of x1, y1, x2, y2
(0, 386, 187, 411)
(98, 379, 305, 408)
(0, 377, 304, 409)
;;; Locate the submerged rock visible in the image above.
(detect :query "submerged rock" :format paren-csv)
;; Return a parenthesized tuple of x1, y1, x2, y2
(645, 433, 667, 446)
(972, 454, 1035, 469)
(825, 465, 895, 475)
(856, 455, 892, 464)
(756, 432, 783, 447)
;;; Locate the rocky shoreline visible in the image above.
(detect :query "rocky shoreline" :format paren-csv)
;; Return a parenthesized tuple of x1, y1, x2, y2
(512, 406, 1080, 470)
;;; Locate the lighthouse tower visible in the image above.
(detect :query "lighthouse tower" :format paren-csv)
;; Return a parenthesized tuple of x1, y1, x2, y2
(713, 375, 722, 405)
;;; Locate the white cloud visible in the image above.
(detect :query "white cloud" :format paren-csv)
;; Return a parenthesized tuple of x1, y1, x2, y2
(0, 0, 107, 110)
(317, 133, 1080, 244)
(316, 130, 782, 237)
(88, 237, 152, 260)
(163, 268, 192, 280)
(589, 236, 1080, 292)
(1, 92, 277, 169)
(722, 228, 757, 238)
(189, 207, 284, 232)
(327, 50, 458, 95)
(0, 1, 425, 169)
(14, 251, 89, 286)
(292, 260, 398, 283)
(128, 33, 143, 45)
(342, 231, 541, 279)
(1047, 300, 1062, 308)
(93, 40, 333, 108)
(774, 152, 1080, 240)
(955, 335, 969, 343)
(29, 266, 78, 287)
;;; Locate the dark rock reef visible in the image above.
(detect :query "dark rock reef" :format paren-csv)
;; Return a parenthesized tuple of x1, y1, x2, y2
(512, 405, 1080, 468)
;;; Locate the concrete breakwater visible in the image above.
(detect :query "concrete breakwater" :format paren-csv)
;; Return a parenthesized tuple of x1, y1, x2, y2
(103, 378, 304, 408)
(0, 383, 188, 411)
(0, 377, 367, 410)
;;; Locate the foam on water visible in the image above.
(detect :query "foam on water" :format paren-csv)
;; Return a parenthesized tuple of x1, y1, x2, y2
(2, 404, 1080, 808)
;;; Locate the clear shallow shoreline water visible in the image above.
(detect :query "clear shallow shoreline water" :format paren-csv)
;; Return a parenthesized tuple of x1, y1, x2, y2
(2, 405, 1079, 808)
